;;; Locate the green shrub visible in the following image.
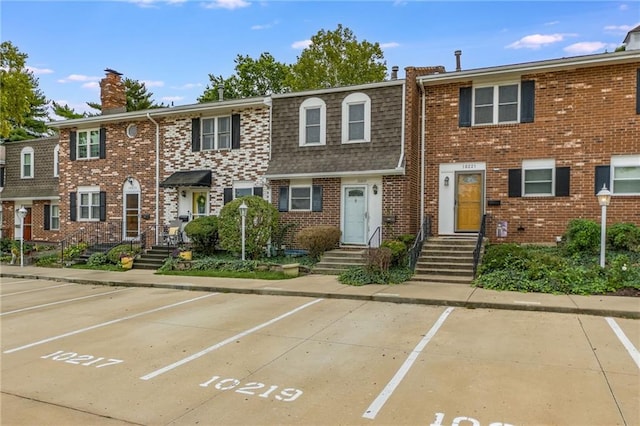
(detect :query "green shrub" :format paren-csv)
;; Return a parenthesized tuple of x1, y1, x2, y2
(62, 242, 88, 260)
(366, 247, 392, 275)
(478, 243, 529, 274)
(397, 234, 416, 247)
(106, 244, 140, 264)
(339, 265, 412, 286)
(607, 222, 640, 252)
(380, 240, 407, 266)
(563, 219, 600, 255)
(0, 238, 13, 254)
(87, 253, 109, 267)
(184, 215, 219, 254)
(218, 196, 279, 259)
(35, 253, 59, 267)
(294, 226, 341, 259)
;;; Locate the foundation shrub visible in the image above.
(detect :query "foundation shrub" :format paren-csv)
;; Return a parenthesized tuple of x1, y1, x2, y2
(607, 223, 640, 252)
(294, 226, 341, 259)
(380, 239, 408, 266)
(184, 215, 219, 255)
(563, 219, 600, 255)
(106, 244, 140, 264)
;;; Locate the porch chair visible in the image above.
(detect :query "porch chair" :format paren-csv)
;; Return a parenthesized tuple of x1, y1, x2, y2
(165, 219, 184, 246)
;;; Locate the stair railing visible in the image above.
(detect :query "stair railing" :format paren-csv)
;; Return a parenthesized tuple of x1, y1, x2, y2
(472, 214, 487, 278)
(367, 226, 381, 249)
(59, 221, 123, 261)
(409, 215, 431, 270)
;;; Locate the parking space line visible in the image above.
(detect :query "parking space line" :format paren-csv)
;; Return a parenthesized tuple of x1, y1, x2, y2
(0, 288, 130, 316)
(606, 317, 640, 369)
(1, 283, 75, 297)
(140, 298, 324, 381)
(362, 307, 455, 420)
(3, 293, 218, 354)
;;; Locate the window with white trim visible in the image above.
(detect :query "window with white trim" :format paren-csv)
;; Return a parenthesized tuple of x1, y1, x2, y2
(202, 116, 231, 150)
(612, 155, 640, 195)
(79, 189, 101, 220)
(233, 181, 258, 198)
(342, 93, 371, 143)
(77, 129, 101, 159)
(21, 147, 34, 178)
(523, 159, 555, 196)
(290, 186, 312, 210)
(53, 144, 60, 177)
(299, 98, 326, 146)
(51, 205, 60, 230)
(474, 83, 519, 125)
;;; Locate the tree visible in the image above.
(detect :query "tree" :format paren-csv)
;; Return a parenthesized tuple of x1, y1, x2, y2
(0, 41, 50, 141)
(51, 101, 88, 120)
(287, 24, 387, 91)
(199, 53, 291, 102)
(87, 77, 166, 112)
(218, 196, 279, 259)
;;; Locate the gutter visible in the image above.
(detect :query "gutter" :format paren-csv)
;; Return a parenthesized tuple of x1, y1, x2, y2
(396, 81, 406, 170)
(146, 112, 160, 244)
(418, 79, 426, 228)
(265, 168, 405, 180)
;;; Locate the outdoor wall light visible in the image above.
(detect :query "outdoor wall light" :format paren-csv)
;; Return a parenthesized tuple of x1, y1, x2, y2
(444, 176, 450, 186)
(181, 190, 187, 198)
(372, 184, 378, 195)
(127, 176, 133, 185)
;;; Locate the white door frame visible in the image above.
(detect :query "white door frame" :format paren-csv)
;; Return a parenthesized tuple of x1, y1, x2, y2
(341, 185, 368, 244)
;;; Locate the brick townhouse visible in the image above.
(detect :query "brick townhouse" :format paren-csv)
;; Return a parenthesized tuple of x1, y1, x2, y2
(0, 136, 61, 243)
(405, 42, 639, 244)
(48, 69, 270, 245)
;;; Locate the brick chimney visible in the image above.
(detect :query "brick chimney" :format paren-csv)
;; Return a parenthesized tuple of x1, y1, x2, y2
(100, 69, 126, 114)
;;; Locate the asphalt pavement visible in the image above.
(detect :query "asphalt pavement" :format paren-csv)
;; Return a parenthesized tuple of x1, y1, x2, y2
(1, 264, 638, 319)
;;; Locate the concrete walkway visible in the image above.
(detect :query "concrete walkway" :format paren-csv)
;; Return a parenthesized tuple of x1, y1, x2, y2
(1, 264, 638, 319)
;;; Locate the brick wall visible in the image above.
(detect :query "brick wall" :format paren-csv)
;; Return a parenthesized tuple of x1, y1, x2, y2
(421, 61, 640, 244)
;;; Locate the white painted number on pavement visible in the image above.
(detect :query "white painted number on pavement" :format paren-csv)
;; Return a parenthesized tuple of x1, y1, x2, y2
(41, 350, 123, 368)
(200, 374, 303, 402)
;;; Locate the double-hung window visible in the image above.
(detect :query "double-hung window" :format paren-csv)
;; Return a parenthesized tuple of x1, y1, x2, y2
(341, 93, 371, 143)
(50, 205, 60, 230)
(21, 147, 34, 178)
(522, 159, 555, 196)
(53, 144, 60, 177)
(474, 83, 519, 125)
(299, 98, 326, 146)
(290, 186, 312, 211)
(202, 116, 231, 150)
(79, 190, 101, 220)
(612, 155, 640, 195)
(77, 129, 101, 159)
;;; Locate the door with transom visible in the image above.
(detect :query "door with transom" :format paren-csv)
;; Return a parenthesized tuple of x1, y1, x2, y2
(343, 186, 367, 244)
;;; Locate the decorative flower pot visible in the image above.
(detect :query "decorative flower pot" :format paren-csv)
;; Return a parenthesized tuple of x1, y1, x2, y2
(121, 256, 134, 270)
(179, 251, 192, 261)
(282, 263, 300, 277)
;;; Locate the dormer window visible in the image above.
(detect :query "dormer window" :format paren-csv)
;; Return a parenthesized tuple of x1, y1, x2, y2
(341, 93, 371, 143)
(21, 147, 34, 178)
(299, 98, 326, 146)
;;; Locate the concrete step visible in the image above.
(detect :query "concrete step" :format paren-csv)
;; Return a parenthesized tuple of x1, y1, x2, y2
(415, 267, 473, 277)
(409, 274, 474, 285)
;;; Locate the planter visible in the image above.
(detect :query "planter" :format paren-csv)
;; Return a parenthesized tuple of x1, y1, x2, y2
(281, 263, 300, 277)
(121, 256, 134, 270)
(179, 250, 192, 261)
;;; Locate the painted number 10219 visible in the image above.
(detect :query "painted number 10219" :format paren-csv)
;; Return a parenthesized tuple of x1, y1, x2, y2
(199, 375, 302, 402)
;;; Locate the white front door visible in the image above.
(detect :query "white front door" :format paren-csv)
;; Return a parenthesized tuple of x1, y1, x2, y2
(343, 186, 367, 244)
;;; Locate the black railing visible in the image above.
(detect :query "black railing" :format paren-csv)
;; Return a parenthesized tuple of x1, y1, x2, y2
(409, 215, 431, 270)
(59, 221, 123, 261)
(368, 226, 381, 249)
(472, 214, 487, 278)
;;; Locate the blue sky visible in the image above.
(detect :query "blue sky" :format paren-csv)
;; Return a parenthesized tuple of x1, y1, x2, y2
(2, 0, 638, 115)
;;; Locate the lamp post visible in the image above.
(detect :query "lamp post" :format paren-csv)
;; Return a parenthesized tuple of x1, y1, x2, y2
(239, 201, 248, 261)
(596, 184, 611, 268)
(17, 206, 28, 268)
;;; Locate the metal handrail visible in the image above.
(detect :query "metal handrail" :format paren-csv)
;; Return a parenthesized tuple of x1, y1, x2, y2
(472, 214, 487, 278)
(409, 215, 431, 270)
(59, 221, 123, 261)
(367, 226, 381, 249)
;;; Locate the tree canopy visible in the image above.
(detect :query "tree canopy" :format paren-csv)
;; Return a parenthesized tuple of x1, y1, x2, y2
(0, 41, 50, 141)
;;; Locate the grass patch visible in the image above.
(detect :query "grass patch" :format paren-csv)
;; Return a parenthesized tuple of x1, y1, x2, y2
(69, 263, 127, 272)
(157, 269, 292, 280)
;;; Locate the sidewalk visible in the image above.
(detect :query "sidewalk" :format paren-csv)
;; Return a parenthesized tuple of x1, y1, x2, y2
(2, 265, 638, 319)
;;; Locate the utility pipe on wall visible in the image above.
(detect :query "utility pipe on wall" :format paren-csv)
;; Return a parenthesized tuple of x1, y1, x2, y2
(147, 112, 160, 244)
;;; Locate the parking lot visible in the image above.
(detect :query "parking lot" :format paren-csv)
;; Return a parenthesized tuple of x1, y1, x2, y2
(1, 276, 638, 426)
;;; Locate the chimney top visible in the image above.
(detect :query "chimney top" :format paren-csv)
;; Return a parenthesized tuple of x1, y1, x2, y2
(100, 69, 126, 115)
(454, 50, 462, 72)
(391, 65, 399, 80)
(104, 68, 123, 76)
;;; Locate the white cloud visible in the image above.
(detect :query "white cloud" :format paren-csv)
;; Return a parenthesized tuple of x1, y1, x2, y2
(129, 0, 186, 7)
(82, 82, 100, 90)
(57, 74, 101, 83)
(141, 80, 165, 88)
(604, 24, 635, 33)
(563, 41, 611, 54)
(202, 0, 250, 10)
(171, 83, 203, 90)
(26, 66, 54, 75)
(380, 42, 400, 49)
(291, 39, 311, 50)
(506, 33, 569, 49)
(620, 4, 629, 11)
(251, 20, 279, 30)
(162, 96, 184, 102)
(544, 21, 560, 26)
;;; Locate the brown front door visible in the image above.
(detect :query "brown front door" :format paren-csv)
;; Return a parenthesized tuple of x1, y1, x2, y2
(23, 207, 32, 240)
(455, 173, 482, 232)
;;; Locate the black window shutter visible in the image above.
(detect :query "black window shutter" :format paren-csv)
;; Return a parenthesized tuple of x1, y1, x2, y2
(223, 187, 233, 205)
(636, 69, 640, 114)
(555, 167, 570, 197)
(44, 205, 51, 230)
(191, 118, 201, 152)
(520, 80, 535, 123)
(231, 114, 241, 149)
(253, 187, 263, 197)
(99, 191, 107, 222)
(99, 127, 107, 159)
(595, 165, 611, 194)
(0, 166, 4, 187)
(459, 87, 472, 127)
(508, 169, 522, 197)
(70, 131, 77, 160)
(312, 185, 323, 212)
(70, 192, 77, 221)
(278, 186, 289, 212)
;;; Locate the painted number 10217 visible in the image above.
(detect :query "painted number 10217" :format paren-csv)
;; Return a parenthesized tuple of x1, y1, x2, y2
(41, 350, 123, 368)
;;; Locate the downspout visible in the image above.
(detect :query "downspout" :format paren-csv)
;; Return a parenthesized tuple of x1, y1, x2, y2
(396, 81, 406, 170)
(418, 79, 426, 228)
(146, 112, 160, 244)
